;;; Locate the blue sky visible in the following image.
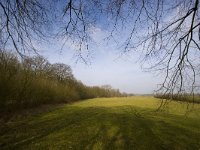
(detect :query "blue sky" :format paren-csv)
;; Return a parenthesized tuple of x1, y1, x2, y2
(37, 25, 162, 94)
(33, 0, 179, 94)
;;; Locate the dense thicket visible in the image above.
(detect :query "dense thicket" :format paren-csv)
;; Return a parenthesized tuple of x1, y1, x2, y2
(0, 51, 125, 111)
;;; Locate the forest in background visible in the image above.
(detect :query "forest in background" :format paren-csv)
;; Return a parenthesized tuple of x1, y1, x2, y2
(0, 51, 127, 112)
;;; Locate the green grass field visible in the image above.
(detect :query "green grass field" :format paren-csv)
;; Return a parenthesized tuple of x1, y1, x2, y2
(1, 96, 200, 150)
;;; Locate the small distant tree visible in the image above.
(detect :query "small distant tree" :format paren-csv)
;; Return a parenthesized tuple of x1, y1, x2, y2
(101, 85, 112, 90)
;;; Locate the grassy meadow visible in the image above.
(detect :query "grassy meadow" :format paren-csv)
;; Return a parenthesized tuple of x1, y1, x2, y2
(1, 96, 200, 150)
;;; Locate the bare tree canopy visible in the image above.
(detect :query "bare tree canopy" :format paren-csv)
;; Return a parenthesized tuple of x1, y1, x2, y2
(0, 0, 49, 56)
(0, 0, 200, 97)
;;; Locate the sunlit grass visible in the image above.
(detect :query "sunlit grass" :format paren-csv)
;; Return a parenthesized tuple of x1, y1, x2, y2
(1, 96, 200, 149)
(73, 96, 200, 117)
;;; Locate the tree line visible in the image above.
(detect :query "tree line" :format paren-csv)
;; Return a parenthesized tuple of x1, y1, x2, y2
(154, 93, 200, 104)
(0, 51, 126, 111)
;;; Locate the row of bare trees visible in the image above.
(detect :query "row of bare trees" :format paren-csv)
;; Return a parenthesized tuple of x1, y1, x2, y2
(0, 51, 125, 111)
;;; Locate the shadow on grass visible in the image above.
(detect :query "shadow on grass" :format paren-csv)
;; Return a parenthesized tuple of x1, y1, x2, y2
(0, 106, 200, 150)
